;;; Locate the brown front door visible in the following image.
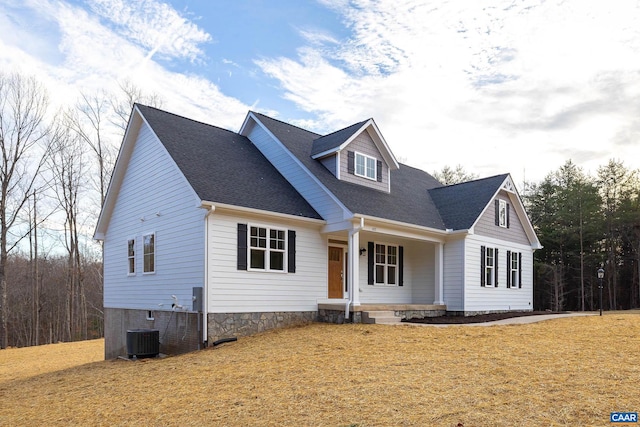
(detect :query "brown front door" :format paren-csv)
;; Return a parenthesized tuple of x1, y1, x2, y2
(328, 246, 343, 298)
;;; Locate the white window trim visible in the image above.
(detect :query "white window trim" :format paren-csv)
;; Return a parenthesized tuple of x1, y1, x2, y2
(354, 151, 377, 181)
(248, 224, 287, 273)
(143, 232, 156, 275)
(127, 237, 136, 276)
(374, 242, 399, 286)
(485, 247, 495, 287)
(498, 200, 508, 228)
(510, 252, 519, 288)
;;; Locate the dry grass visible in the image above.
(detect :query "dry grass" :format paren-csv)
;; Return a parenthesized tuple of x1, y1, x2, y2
(1, 314, 639, 426)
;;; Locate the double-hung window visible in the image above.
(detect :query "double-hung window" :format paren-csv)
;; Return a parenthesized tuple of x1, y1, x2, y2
(250, 226, 285, 271)
(375, 243, 398, 285)
(485, 247, 495, 286)
(143, 233, 155, 273)
(127, 239, 135, 275)
(355, 152, 377, 181)
(510, 252, 519, 287)
(507, 250, 522, 288)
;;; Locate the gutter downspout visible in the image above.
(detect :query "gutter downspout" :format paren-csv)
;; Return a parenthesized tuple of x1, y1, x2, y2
(203, 204, 215, 347)
(346, 217, 364, 320)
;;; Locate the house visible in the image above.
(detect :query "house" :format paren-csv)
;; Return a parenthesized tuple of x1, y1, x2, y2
(94, 104, 542, 359)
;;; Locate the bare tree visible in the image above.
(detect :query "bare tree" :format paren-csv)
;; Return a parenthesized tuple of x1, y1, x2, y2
(110, 79, 164, 133)
(433, 164, 478, 186)
(49, 117, 87, 341)
(0, 72, 50, 349)
(66, 93, 115, 209)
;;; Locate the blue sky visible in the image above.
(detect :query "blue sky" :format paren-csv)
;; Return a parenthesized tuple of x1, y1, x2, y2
(1, 0, 640, 185)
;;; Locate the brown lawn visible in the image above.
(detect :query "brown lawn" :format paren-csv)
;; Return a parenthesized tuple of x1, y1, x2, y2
(1, 313, 639, 426)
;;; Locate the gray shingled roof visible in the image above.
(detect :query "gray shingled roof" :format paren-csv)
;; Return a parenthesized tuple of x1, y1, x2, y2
(136, 105, 321, 219)
(428, 174, 508, 230)
(252, 112, 448, 229)
(310, 120, 368, 157)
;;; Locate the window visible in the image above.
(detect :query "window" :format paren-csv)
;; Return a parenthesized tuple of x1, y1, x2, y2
(507, 250, 522, 288)
(355, 152, 377, 180)
(485, 247, 494, 286)
(143, 233, 155, 273)
(481, 245, 498, 287)
(250, 226, 285, 271)
(497, 199, 509, 228)
(510, 252, 519, 287)
(375, 243, 398, 285)
(127, 239, 135, 275)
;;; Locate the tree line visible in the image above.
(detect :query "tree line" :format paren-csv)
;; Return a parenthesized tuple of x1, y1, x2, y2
(0, 71, 161, 348)
(0, 71, 637, 348)
(525, 160, 640, 312)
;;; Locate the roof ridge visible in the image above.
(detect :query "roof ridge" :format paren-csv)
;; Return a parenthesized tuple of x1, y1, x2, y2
(314, 118, 370, 140)
(430, 173, 509, 190)
(250, 111, 322, 137)
(137, 104, 236, 135)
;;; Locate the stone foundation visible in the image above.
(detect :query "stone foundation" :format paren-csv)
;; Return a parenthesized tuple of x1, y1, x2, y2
(397, 309, 446, 320)
(317, 309, 362, 324)
(207, 311, 317, 344)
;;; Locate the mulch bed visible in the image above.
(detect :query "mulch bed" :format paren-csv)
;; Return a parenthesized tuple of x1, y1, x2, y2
(403, 310, 568, 324)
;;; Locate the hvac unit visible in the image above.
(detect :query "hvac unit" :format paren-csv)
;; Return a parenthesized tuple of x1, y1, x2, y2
(126, 329, 159, 358)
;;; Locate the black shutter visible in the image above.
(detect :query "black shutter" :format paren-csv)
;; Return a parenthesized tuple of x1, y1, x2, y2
(518, 252, 522, 288)
(367, 241, 374, 285)
(480, 246, 486, 287)
(347, 151, 355, 174)
(494, 248, 499, 287)
(237, 223, 247, 270)
(287, 230, 296, 273)
(495, 200, 499, 226)
(507, 203, 510, 228)
(506, 250, 511, 288)
(376, 160, 382, 182)
(398, 246, 404, 286)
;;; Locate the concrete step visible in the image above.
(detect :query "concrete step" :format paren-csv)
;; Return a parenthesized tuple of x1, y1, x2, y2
(362, 311, 401, 324)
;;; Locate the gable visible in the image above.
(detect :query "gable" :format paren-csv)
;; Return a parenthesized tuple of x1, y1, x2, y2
(246, 112, 446, 230)
(339, 130, 389, 192)
(473, 191, 530, 245)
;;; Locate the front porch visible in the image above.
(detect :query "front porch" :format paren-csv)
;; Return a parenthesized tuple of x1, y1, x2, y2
(318, 303, 446, 324)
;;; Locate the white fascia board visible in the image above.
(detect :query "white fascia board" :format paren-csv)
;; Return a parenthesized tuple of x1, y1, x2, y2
(200, 200, 326, 225)
(364, 119, 400, 170)
(94, 106, 143, 240)
(355, 213, 450, 243)
(468, 174, 542, 249)
(241, 112, 353, 220)
(310, 119, 400, 171)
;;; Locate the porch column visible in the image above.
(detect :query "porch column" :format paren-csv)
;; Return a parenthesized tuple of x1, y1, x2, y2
(348, 228, 361, 306)
(433, 242, 445, 305)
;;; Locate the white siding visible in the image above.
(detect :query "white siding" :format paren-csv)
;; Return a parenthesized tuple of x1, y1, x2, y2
(443, 237, 465, 311)
(463, 234, 534, 312)
(246, 123, 348, 224)
(357, 233, 435, 304)
(103, 123, 205, 310)
(207, 212, 326, 312)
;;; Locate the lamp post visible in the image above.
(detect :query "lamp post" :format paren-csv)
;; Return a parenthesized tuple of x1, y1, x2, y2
(597, 268, 605, 316)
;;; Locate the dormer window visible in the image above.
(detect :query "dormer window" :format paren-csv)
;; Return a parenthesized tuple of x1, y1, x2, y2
(355, 152, 377, 181)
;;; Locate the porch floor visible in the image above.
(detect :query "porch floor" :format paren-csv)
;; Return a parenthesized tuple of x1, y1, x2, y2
(318, 303, 446, 312)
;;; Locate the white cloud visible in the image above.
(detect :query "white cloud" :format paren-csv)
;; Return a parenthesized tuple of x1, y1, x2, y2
(87, 0, 211, 62)
(0, 0, 246, 131)
(257, 0, 640, 183)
